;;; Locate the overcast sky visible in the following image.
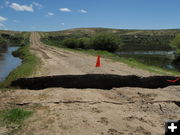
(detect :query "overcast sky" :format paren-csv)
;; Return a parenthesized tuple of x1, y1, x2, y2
(0, 0, 180, 31)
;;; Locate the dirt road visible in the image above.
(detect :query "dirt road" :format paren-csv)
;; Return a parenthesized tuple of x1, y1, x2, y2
(1, 32, 180, 135)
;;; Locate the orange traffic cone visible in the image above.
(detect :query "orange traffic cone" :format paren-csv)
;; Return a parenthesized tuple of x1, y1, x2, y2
(95, 55, 101, 67)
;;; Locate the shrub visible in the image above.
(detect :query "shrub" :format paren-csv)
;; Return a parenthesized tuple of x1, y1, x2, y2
(59, 33, 123, 51)
(0, 37, 7, 45)
(77, 38, 91, 49)
(62, 38, 79, 48)
(91, 33, 121, 52)
(170, 33, 180, 51)
(0, 38, 8, 50)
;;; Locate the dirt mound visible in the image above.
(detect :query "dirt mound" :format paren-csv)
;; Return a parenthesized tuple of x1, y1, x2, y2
(11, 74, 180, 90)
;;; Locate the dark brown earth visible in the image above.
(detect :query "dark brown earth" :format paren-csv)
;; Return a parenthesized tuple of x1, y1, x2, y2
(11, 74, 180, 90)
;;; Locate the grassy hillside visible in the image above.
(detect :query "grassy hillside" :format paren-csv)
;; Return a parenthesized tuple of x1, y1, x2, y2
(41, 28, 180, 52)
(0, 30, 28, 47)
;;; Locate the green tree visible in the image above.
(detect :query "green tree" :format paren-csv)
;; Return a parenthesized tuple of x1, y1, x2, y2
(77, 38, 90, 49)
(91, 33, 122, 52)
(62, 38, 79, 48)
(170, 33, 180, 51)
(0, 37, 7, 45)
(0, 37, 8, 50)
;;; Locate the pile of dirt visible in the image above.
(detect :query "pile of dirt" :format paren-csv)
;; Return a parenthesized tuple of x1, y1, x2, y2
(11, 74, 180, 90)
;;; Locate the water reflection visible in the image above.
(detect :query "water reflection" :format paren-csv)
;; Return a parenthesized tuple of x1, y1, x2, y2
(0, 47, 22, 82)
(116, 51, 175, 55)
(116, 51, 178, 71)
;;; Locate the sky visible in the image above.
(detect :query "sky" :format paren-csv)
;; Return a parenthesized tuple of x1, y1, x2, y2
(0, 0, 180, 31)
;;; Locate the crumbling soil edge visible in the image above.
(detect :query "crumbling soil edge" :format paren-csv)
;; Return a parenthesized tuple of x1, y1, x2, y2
(10, 74, 180, 90)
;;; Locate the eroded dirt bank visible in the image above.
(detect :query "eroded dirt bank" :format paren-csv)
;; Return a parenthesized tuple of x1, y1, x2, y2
(1, 32, 180, 135)
(11, 74, 180, 90)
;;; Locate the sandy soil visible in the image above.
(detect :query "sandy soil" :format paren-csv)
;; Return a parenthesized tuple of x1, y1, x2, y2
(0, 32, 180, 135)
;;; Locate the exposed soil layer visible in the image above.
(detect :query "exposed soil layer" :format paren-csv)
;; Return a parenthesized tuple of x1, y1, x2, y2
(11, 74, 180, 90)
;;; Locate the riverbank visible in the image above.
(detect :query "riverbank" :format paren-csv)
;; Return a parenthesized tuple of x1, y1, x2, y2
(0, 33, 39, 88)
(0, 47, 22, 82)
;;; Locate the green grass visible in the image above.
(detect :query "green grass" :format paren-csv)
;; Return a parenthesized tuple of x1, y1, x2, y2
(0, 44, 39, 88)
(0, 108, 33, 134)
(0, 108, 32, 125)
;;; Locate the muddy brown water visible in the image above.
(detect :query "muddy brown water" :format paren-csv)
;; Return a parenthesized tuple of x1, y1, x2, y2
(0, 46, 22, 82)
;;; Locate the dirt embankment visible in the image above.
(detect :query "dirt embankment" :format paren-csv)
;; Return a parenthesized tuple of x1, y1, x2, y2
(11, 74, 180, 90)
(1, 32, 180, 135)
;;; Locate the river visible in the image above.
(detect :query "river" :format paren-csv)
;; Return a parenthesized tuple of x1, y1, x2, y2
(116, 51, 178, 71)
(0, 46, 22, 82)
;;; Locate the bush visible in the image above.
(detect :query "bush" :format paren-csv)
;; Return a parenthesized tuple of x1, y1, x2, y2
(91, 33, 121, 52)
(0, 38, 8, 50)
(170, 33, 180, 51)
(62, 38, 79, 48)
(0, 37, 7, 45)
(77, 38, 91, 49)
(61, 33, 122, 52)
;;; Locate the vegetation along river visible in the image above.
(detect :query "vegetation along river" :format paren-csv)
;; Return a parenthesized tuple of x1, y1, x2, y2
(0, 46, 22, 82)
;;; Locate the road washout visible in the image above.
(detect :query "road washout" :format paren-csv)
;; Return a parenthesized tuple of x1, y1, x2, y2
(1, 32, 180, 135)
(11, 74, 180, 90)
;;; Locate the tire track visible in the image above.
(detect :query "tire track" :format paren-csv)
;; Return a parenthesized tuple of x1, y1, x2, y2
(30, 32, 84, 75)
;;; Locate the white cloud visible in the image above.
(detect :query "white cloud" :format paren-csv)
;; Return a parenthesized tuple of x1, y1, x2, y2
(47, 12, 54, 16)
(0, 23, 5, 27)
(61, 22, 65, 25)
(0, 6, 4, 9)
(32, 2, 42, 9)
(10, 3, 34, 12)
(79, 9, 87, 13)
(0, 16, 7, 22)
(59, 8, 71, 12)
